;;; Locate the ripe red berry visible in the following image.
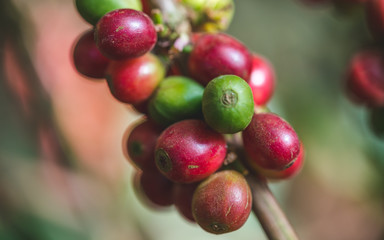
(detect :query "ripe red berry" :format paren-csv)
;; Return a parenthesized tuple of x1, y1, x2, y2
(188, 33, 252, 86)
(173, 182, 199, 222)
(155, 119, 227, 183)
(345, 50, 384, 107)
(95, 9, 157, 60)
(72, 29, 110, 79)
(242, 113, 300, 170)
(248, 54, 275, 106)
(106, 53, 165, 104)
(192, 170, 252, 234)
(135, 170, 174, 208)
(124, 120, 163, 172)
(254, 143, 305, 180)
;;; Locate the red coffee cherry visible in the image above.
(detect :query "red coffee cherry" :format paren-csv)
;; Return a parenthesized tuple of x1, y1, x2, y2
(124, 120, 163, 173)
(132, 99, 150, 115)
(345, 50, 384, 107)
(192, 170, 252, 234)
(172, 182, 199, 222)
(72, 29, 109, 79)
(248, 54, 275, 106)
(155, 119, 227, 183)
(254, 143, 305, 180)
(188, 33, 252, 86)
(106, 53, 165, 104)
(242, 113, 300, 170)
(95, 9, 157, 60)
(135, 170, 174, 208)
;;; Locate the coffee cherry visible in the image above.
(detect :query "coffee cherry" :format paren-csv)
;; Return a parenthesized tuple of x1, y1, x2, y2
(188, 33, 252, 86)
(132, 99, 150, 114)
(192, 170, 252, 234)
(124, 120, 163, 172)
(75, 0, 142, 25)
(173, 182, 199, 222)
(242, 113, 300, 170)
(155, 119, 227, 183)
(248, 54, 275, 106)
(135, 170, 174, 207)
(106, 53, 164, 104)
(369, 107, 384, 139)
(72, 29, 110, 79)
(202, 75, 254, 134)
(148, 76, 204, 126)
(345, 50, 384, 107)
(95, 9, 157, 60)
(366, 0, 384, 40)
(254, 143, 305, 180)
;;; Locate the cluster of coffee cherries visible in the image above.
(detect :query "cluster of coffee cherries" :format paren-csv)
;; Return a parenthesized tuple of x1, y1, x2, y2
(72, 0, 304, 234)
(298, 0, 384, 139)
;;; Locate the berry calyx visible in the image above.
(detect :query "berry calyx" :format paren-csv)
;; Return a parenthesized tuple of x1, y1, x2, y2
(106, 53, 165, 104)
(72, 29, 110, 79)
(202, 75, 254, 134)
(188, 33, 252, 86)
(242, 113, 301, 170)
(95, 9, 157, 60)
(192, 170, 252, 234)
(155, 119, 227, 183)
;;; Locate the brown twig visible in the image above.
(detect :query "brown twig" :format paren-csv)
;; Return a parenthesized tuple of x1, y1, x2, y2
(246, 174, 299, 240)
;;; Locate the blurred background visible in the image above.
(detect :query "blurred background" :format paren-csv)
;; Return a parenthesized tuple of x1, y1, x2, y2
(0, 0, 384, 239)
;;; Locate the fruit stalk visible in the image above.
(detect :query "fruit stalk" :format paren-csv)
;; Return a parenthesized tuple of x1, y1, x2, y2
(246, 174, 299, 240)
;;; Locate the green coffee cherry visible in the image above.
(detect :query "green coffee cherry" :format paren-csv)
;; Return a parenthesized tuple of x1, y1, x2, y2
(149, 76, 204, 126)
(75, 0, 142, 25)
(202, 75, 254, 134)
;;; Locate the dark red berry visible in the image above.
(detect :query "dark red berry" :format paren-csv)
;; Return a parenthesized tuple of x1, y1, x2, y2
(132, 99, 150, 115)
(106, 53, 164, 104)
(124, 120, 163, 172)
(135, 170, 174, 208)
(72, 29, 109, 79)
(173, 182, 199, 222)
(192, 170, 252, 234)
(188, 33, 252, 86)
(95, 9, 157, 60)
(155, 119, 227, 183)
(248, 54, 275, 106)
(242, 113, 300, 170)
(345, 50, 384, 107)
(255, 143, 305, 180)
